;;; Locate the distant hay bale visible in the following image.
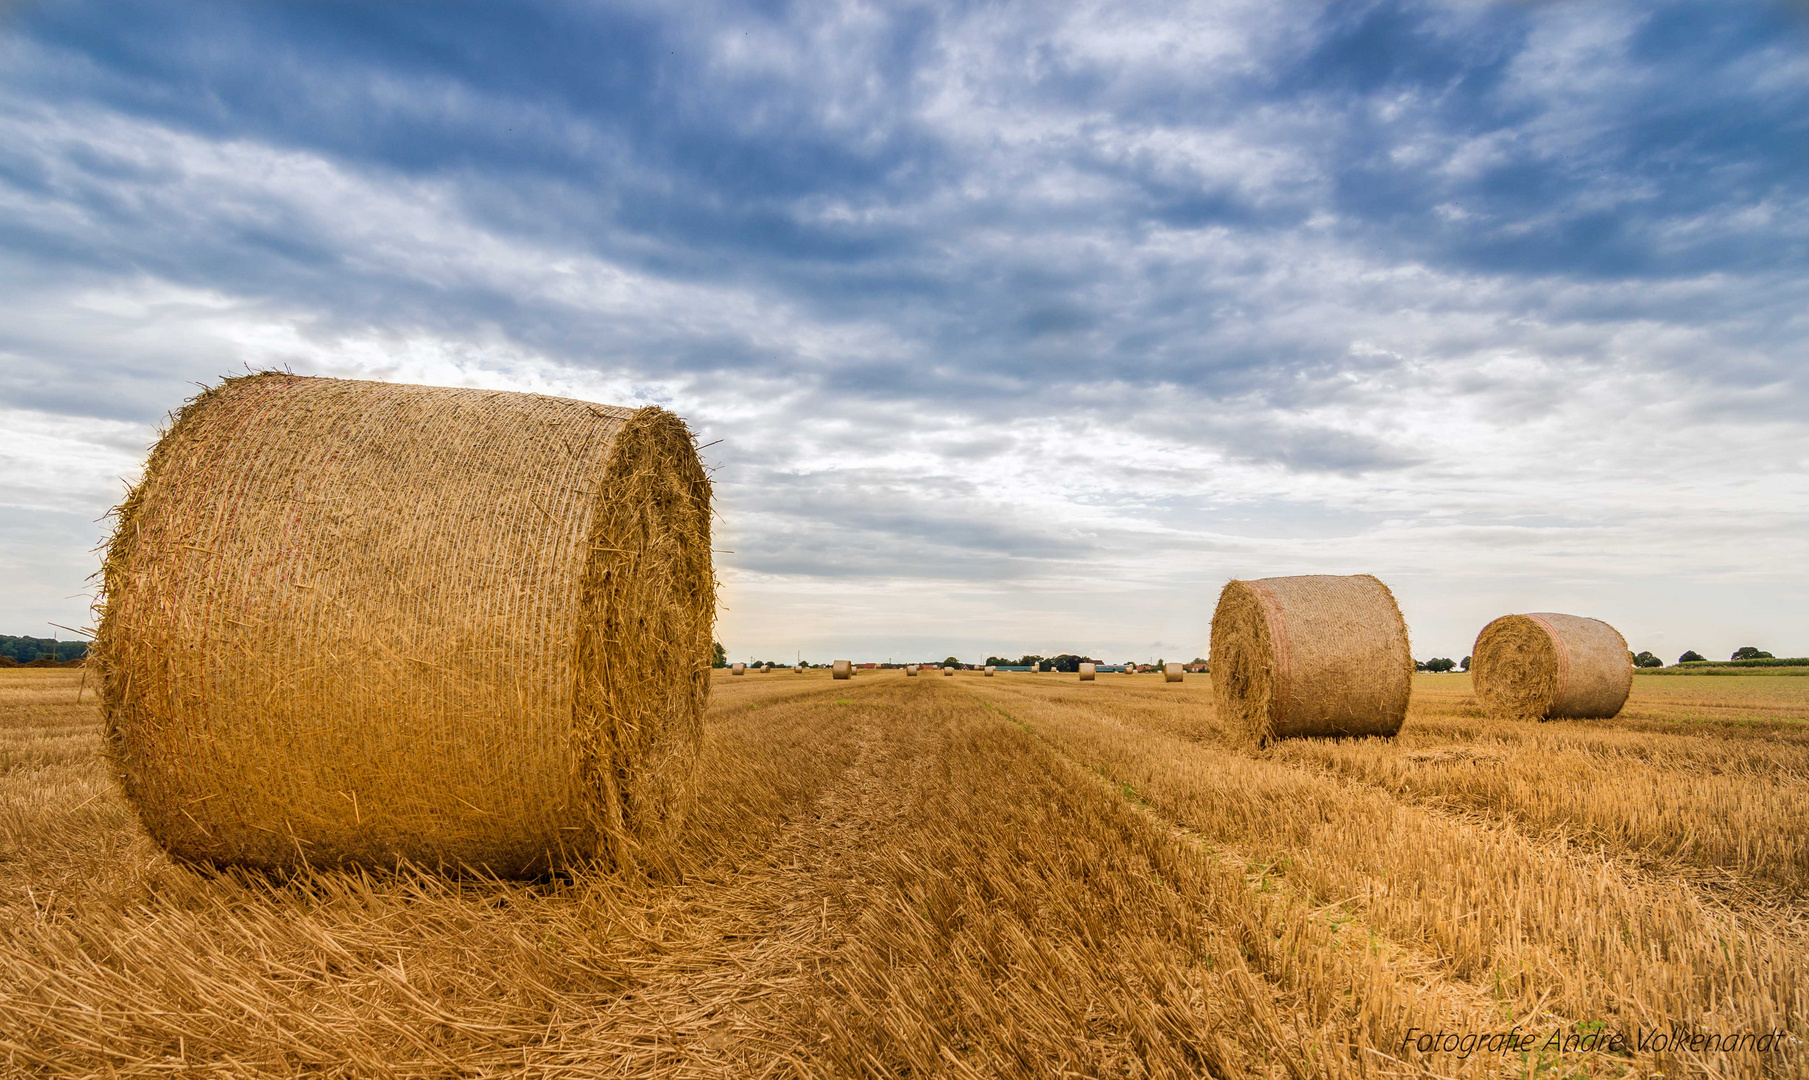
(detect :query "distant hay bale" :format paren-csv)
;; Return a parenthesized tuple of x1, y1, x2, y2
(1079, 663, 1095, 681)
(942, 666, 954, 676)
(832, 660, 853, 680)
(731, 663, 746, 675)
(761, 663, 772, 673)
(905, 664, 918, 676)
(984, 665, 995, 676)
(1209, 574, 1411, 746)
(794, 664, 805, 673)
(94, 373, 713, 877)
(1472, 613, 1632, 721)
(1164, 662, 1183, 683)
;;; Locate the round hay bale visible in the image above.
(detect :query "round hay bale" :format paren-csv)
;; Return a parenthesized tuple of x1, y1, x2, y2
(761, 663, 772, 673)
(942, 666, 954, 676)
(731, 662, 746, 676)
(984, 665, 995, 677)
(794, 664, 805, 674)
(1472, 613, 1632, 721)
(94, 373, 713, 877)
(1164, 662, 1184, 683)
(832, 660, 853, 680)
(904, 664, 918, 676)
(1209, 574, 1411, 746)
(1078, 662, 1095, 681)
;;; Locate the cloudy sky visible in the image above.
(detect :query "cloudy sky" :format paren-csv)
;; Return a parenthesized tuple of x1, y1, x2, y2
(2, 0, 1805, 665)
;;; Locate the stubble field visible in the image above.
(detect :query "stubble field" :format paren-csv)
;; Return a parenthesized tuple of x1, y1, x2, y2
(0, 666, 1803, 1078)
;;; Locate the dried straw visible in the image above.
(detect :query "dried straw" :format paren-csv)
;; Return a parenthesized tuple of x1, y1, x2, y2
(94, 373, 714, 877)
(1079, 663, 1096, 682)
(1209, 574, 1411, 746)
(942, 667, 954, 676)
(732, 663, 747, 676)
(832, 660, 853, 681)
(1472, 613, 1632, 721)
(905, 664, 919, 676)
(984, 666, 995, 677)
(1164, 663, 1184, 683)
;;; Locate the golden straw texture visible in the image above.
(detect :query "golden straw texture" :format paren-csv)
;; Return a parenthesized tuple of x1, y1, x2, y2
(96, 373, 714, 877)
(1209, 575, 1411, 746)
(832, 660, 853, 681)
(942, 667, 954, 677)
(732, 663, 746, 676)
(984, 666, 995, 677)
(1079, 663, 1096, 681)
(1164, 662, 1184, 683)
(905, 665, 918, 676)
(1472, 613, 1632, 721)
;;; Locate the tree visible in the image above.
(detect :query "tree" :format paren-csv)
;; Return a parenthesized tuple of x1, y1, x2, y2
(1460, 655, 1472, 672)
(711, 641, 727, 669)
(1732, 647, 1774, 661)
(1632, 651, 1664, 668)
(943, 656, 963, 668)
(1424, 657, 1457, 673)
(1678, 650, 1706, 664)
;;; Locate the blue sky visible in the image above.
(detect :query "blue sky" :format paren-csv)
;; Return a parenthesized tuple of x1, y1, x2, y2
(2, 0, 1805, 664)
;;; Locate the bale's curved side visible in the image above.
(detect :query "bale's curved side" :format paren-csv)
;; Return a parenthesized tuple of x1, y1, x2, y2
(1164, 663, 1184, 683)
(905, 664, 918, 676)
(832, 660, 852, 680)
(1079, 663, 1096, 681)
(96, 374, 712, 876)
(984, 666, 995, 677)
(731, 663, 746, 675)
(1472, 613, 1631, 721)
(1209, 575, 1412, 746)
(942, 667, 954, 676)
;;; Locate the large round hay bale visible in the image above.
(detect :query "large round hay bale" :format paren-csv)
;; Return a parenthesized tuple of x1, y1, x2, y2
(94, 374, 713, 877)
(984, 665, 995, 677)
(1164, 662, 1184, 683)
(905, 664, 918, 676)
(942, 666, 954, 676)
(832, 660, 853, 680)
(731, 662, 746, 676)
(794, 664, 805, 674)
(1079, 663, 1095, 681)
(1209, 574, 1411, 746)
(1472, 613, 1632, 721)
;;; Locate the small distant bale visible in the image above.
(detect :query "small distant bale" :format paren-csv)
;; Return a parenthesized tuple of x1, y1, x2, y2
(731, 662, 746, 675)
(942, 666, 954, 676)
(984, 665, 995, 676)
(905, 664, 918, 676)
(794, 663, 805, 673)
(1079, 663, 1095, 681)
(94, 374, 713, 877)
(1472, 613, 1632, 721)
(761, 663, 772, 673)
(832, 660, 853, 680)
(1164, 662, 1183, 683)
(1209, 574, 1411, 746)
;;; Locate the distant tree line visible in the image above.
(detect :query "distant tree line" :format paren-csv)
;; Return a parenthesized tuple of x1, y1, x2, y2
(0, 636, 88, 664)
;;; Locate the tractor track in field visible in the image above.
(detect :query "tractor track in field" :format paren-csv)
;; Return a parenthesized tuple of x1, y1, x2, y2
(522, 683, 932, 1077)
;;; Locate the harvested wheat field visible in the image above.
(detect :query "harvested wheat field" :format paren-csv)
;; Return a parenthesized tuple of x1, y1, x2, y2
(1, 665, 1805, 1077)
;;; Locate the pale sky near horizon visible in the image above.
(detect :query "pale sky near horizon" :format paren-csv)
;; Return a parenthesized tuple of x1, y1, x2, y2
(2, 0, 1805, 666)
